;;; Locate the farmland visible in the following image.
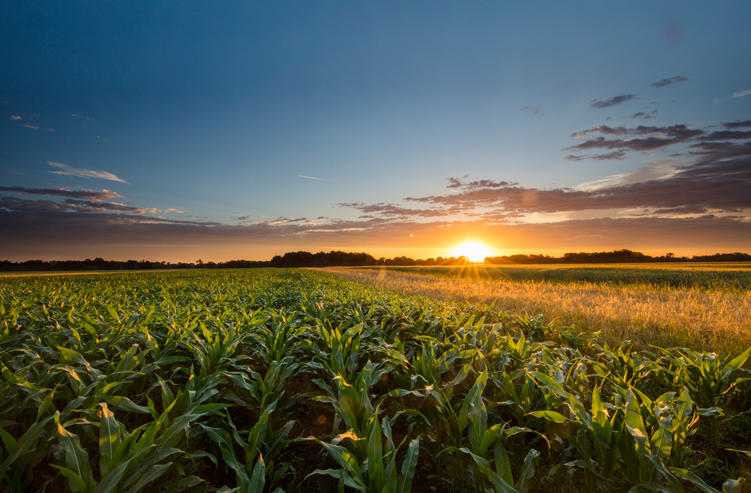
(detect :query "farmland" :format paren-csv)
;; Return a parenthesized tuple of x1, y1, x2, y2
(319, 265, 751, 357)
(1, 269, 750, 492)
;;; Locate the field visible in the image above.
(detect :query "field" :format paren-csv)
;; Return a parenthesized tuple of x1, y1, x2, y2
(1, 269, 750, 492)
(349, 264, 751, 292)
(318, 265, 751, 357)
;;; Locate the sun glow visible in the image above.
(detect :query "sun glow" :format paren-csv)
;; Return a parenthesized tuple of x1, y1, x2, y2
(453, 241, 491, 262)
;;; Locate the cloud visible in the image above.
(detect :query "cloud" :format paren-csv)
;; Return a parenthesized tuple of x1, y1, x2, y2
(298, 175, 331, 181)
(565, 150, 628, 161)
(10, 115, 21, 120)
(702, 130, 751, 141)
(0, 195, 183, 216)
(47, 162, 128, 183)
(650, 76, 688, 89)
(0, 186, 123, 202)
(397, 132, 751, 216)
(629, 110, 658, 120)
(723, 121, 751, 129)
(520, 106, 543, 115)
(341, 202, 451, 219)
(590, 94, 636, 109)
(732, 90, 751, 98)
(22, 124, 40, 129)
(2, 204, 750, 260)
(565, 124, 704, 154)
(574, 160, 680, 191)
(71, 114, 94, 119)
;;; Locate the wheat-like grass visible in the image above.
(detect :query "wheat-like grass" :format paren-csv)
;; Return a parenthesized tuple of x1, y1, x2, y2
(314, 267, 751, 356)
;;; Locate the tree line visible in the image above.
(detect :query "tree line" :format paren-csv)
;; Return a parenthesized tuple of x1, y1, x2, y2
(484, 249, 751, 264)
(1, 249, 749, 272)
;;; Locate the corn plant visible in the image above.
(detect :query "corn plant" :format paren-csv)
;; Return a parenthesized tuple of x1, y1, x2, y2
(201, 401, 293, 493)
(312, 361, 389, 458)
(52, 401, 223, 493)
(440, 371, 541, 493)
(307, 411, 420, 493)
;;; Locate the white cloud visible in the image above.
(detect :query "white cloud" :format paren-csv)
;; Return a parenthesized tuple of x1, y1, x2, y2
(732, 89, 751, 98)
(574, 159, 679, 191)
(47, 161, 128, 183)
(298, 175, 331, 181)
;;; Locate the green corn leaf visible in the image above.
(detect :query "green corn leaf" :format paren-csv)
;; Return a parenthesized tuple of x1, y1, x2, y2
(37, 384, 59, 421)
(625, 388, 649, 454)
(120, 463, 174, 493)
(670, 466, 720, 493)
(527, 410, 568, 424)
(650, 412, 673, 460)
(0, 416, 53, 480)
(247, 454, 265, 493)
(57, 424, 94, 493)
(200, 424, 250, 485)
(0, 428, 17, 457)
(476, 463, 518, 493)
(515, 448, 539, 493)
(103, 396, 151, 414)
(721, 346, 751, 379)
(317, 440, 363, 481)
(50, 464, 90, 493)
(397, 438, 420, 493)
(722, 479, 745, 493)
(98, 403, 120, 478)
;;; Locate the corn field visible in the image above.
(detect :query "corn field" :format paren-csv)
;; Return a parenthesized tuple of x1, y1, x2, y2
(1, 269, 749, 492)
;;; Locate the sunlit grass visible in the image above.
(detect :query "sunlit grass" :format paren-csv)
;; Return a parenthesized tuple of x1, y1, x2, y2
(316, 266, 751, 356)
(350, 262, 751, 292)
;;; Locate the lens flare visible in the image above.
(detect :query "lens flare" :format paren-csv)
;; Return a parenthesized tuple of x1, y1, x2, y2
(453, 241, 490, 262)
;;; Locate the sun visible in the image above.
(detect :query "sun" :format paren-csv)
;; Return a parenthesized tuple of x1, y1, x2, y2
(453, 241, 491, 262)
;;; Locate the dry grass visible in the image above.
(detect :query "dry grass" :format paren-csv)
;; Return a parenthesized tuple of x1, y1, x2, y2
(314, 267, 751, 356)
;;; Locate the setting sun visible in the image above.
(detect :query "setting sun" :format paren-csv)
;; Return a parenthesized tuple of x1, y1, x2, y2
(453, 241, 491, 262)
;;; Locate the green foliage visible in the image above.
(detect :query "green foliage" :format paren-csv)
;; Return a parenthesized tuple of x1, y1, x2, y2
(0, 269, 748, 492)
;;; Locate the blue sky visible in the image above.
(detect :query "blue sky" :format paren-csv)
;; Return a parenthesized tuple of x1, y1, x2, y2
(2, 1, 750, 261)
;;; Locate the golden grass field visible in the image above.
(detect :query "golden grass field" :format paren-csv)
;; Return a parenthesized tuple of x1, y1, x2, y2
(315, 265, 751, 357)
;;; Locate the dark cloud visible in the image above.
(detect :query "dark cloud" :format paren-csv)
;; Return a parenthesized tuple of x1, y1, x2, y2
(446, 178, 513, 189)
(341, 202, 449, 218)
(0, 186, 123, 202)
(520, 106, 543, 115)
(566, 150, 628, 161)
(571, 125, 631, 138)
(446, 176, 468, 188)
(723, 121, 751, 129)
(0, 196, 181, 216)
(702, 130, 751, 141)
(650, 76, 688, 89)
(629, 110, 658, 120)
(396, 133, 751, 216)
(590, 94, 636, 109)
(566, 124, 704, 153)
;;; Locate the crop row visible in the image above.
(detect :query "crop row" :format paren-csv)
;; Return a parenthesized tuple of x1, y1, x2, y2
(0, 269, 749, 492)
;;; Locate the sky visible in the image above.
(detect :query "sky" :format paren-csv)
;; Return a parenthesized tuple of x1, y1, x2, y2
(1, 1, 751, 262)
